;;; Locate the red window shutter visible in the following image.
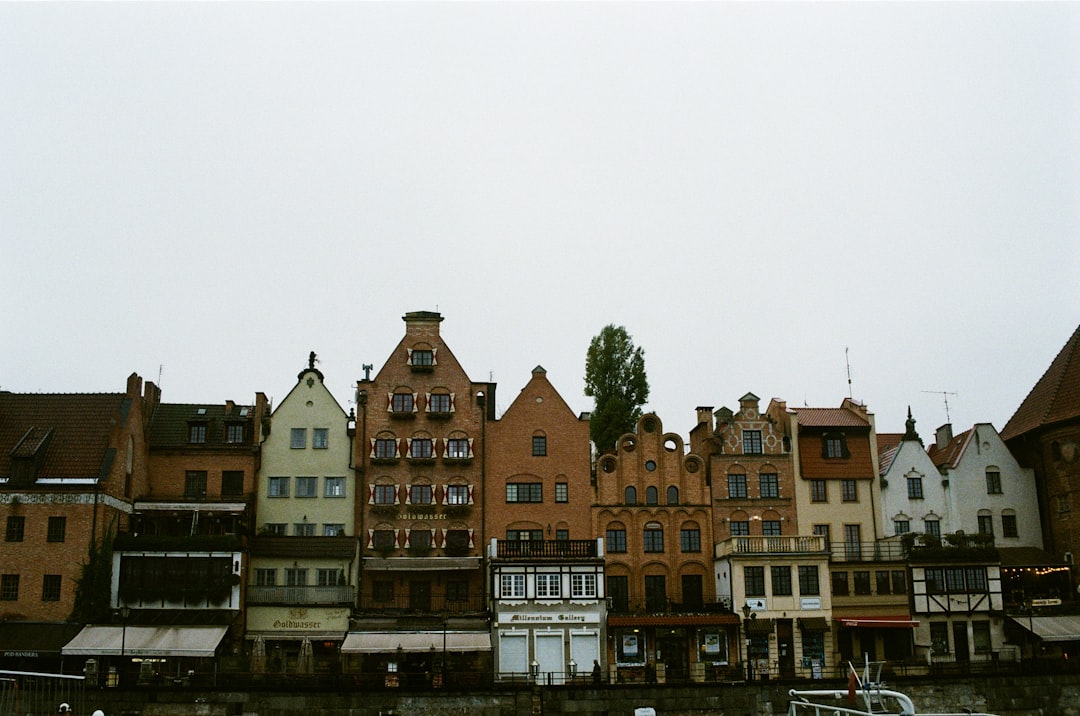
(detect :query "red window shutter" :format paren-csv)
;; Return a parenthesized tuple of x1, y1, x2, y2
(467, 528, 475, 548)
(411, 392, 419, 413)
(467, 485, 475, 505)
(430, 528, 437, 546)
(368, 485, 376, 505)
(404, 484, 412, 505)
(431, 347, 438, 366)
(467, 438, 475, 459)
(366, 529, 375, 548)
(386, 392, 394, 413)
(369, 438, 377, 459)
(406, 348, 413, 365)
(394, 528, 401, 547)
(438, 528, 447, 548)
(449, 392, 456, 413)
(403, 529, 411, 548)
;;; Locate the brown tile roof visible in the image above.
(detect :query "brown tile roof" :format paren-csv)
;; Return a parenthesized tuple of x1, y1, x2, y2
(877, 433, 904, 474)
(927, 429, 971, 469)
(149, 403, 255, 448)
(1002, 324, 1080, 441)
(792, 407, 869, 427)
(0, 392, 127, 479)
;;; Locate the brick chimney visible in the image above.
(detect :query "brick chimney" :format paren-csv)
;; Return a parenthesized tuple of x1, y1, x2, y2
(935, 424, 953, 450)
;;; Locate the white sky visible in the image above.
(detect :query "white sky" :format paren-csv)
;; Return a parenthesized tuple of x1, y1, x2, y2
(2, 2, 1078, 438)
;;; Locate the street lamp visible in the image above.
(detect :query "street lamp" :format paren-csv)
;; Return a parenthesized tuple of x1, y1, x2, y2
(741, 603, 754, 681)
(531, 658, 540, 684)
(119, 606, 131, 657)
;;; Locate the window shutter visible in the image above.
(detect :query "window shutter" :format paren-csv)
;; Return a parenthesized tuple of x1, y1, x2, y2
(449, 392, 456, 413)
(467, 485, 475, 505)
(394, 528, 401, 547)
(411, 392, 419, 413)
(841, 435, 851, 459)
(404, 484, 412, 505)
(439, 528, 447, 547)
(394, 438, 401, 459)
(368, 485, 376, 505)
(387, 393, 394, 413)
(431, 347, 438, 366)
(467, 438, 475, 459)
(406, 348, 413, 365)
(468, 528, 475, 548)
(369, 438, 377, 459)
(406, 437, 413, 458)
(403, 529, 411, 547)
(430, 527, 437, 546)
(366, 529, 375, 548)
(425, 392, 432, 413)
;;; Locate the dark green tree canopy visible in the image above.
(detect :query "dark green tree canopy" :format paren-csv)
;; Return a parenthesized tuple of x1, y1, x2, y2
(584, 324, 649, 453)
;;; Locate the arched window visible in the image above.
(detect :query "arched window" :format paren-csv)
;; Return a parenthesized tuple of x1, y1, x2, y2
(646, 486, 658, 505)
(625, 486, 637, 505)
(667, 486, 679, 505)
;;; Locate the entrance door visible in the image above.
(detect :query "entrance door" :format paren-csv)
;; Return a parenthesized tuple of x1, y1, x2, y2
(952, 622, 970, 662)
(776, 620, 796, 679)
(657, 630, 687, 681)
(410, 580, 431, 611)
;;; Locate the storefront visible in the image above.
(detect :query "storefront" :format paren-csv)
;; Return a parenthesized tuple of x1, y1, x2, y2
(245, 606, 348, 674)
(62, 624, 228, 686)
(341, 629, 492, 688)
(0, 622, 82, 674)
(608, 615, 740, 683)
(494, 612, 602, 685)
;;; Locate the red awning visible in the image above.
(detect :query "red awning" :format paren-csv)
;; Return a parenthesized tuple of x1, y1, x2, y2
(837, 616, 919, 628)
(607, 614, 739, 628)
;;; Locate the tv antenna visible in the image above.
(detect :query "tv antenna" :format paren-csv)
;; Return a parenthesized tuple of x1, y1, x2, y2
(922, 390, 958, 423)
(845, 347, 853, 399)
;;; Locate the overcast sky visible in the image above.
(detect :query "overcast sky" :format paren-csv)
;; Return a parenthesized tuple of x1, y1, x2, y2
(2, 2, 1078, 439)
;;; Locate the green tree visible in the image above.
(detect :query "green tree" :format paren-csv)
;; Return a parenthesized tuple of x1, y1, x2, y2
(70, 532, 114, 624)
(584, 324, 650, 453)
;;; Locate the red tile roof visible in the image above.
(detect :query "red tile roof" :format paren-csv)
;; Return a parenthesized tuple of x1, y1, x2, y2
(877, 433, 904, 474)
(791, 407, 869, 427)
(927, 428, 971, 469)
(0, 392, 128, 479)
(1002, 324, 1080, 441)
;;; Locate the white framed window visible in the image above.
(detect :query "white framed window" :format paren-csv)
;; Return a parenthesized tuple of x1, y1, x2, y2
(536, 573, 561, 598)
(325, 476, 346, 497)
(571, 573, 597, 598)
(447, 484, 470, 505)
(294, 523, 315, 536)
(323, 524, 345, 537)
(500, 574, 525, 599)
(296, 477, 317, 498)
(268, 477, 290, 497)
(313, 428, 329, 449)
(290, 428, 307, 449)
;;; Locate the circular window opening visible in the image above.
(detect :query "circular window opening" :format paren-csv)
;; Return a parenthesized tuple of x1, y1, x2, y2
(645, 460, 656, 472)
(601, 459, 616, 474)
(622, 437, 636, 453)
(642, 417, 657, 433)
(686, 459, 700, 474)
(663, 438, 678, 453)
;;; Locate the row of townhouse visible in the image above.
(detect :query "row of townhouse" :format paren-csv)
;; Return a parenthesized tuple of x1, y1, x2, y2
(1, 314, 1078, 688)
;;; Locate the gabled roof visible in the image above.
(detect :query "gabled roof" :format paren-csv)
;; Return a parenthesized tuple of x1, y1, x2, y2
(791, 407, 869, 428)
(877, 433, 904, 474)
(1002, 324, 1080, 440)
(0, 392, 127, 479)
(927, 428, 971, 469)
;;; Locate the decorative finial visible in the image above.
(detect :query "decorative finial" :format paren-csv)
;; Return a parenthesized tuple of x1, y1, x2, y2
(903, 406, 922, 444)
(309, 351, 317, 370)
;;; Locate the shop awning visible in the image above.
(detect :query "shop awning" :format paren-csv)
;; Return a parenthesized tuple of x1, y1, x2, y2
(1010, 615, 1080, 642)
(744, 618, 774, 634)
(797, 617, 830, 632)
(341, 631, 491, 653)
(62, 625, 227, 657)
(246, 631, 344, 641)
(608, 614, 739, 628)
(0, 622, 82, 658)
(837, 616, 919, 628)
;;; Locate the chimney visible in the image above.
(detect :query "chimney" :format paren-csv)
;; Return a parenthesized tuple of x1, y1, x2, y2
(403, 310, 443, 339)
(935, 424, 953, 450)
(225, 400, 235, 415)
(696, 407, 714, 432)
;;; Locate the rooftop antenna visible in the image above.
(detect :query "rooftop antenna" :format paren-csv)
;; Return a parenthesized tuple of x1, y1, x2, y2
(362, 364, 373, 381)
(845, 347, 853, 399)
(922, 390, 958, 423)
(158, 364, 163, 386)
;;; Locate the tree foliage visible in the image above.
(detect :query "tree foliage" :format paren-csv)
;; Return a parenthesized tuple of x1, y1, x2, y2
(70, 528, 114, 624)
(584, 324, 650, 453)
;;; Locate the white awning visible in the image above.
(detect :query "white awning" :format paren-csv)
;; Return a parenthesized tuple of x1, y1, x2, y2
(1011, 615, 1080, 642)
(62, 625, 227, 657)
(341, 631, 491, 653)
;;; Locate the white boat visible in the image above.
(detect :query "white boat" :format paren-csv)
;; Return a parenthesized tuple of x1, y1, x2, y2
(786, 661, 998, 716)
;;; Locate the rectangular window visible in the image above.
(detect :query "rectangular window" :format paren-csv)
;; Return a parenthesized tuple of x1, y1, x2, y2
(1002, 514, 1018, 538)
(759, 473, 779, 498)
(323, 524, 345, 537)
(644, 527, 664, 553)
(891, 570, 907, 594)
(409, 530, 432, 549)
(506, 483, 543, 503)
(572, 573, 597, 598)
(798, 565, 820, 596)
(771, 566, 792, 596)
(316, 569, 340, 586)
(294, 523, 315, 537)
(392, 393, 415, 414)
(6, 516, 25, 542)
(42, 574, 61, 602)
(841, 480, 858, 502)
(813, 524, 831, 546)
(844, 524, 862, 559)
(226, 423, 245, 443)
(556, 529, 569, 541)
(447, 580, 468, 602)
(290, 428, 306, 449)
(978, 515, 993, 536)
(411, 349, 434, 367)
(428, 393, 451, 413)
(894, 520, 910, 535)
(973, 621, 991, 654)
(295, 476, 317, 498)
(507, 529, 544, 541)
(986, 471, 1002, 494)
(762, 520, 782, 536)
(831, 571, 849, 596)
(924, 519, 941, 537)
(876, 571, 891, 595)
(853, 571, 871, 595)
(555, 482, 568, 503)
(645, 575, 667, 611)
(255, 569, 276, 586)
(446, 529, 469, 552)
(728, 474, 747, 499)
(608, 576, 629, 612)
(264, 523, 286, 536)
(680, 528, 701, 552)
(500, 574, 526, 599)
(606, 529, 627, 553)
(46, 516, 66, 543)
(925, 568, 946, 594)
(324, 476, 345, 498)
(409, 438, 433, 459)
(285, 568, 308, 586)
(965, 567, 988, 592)
(824, 436, 845, 458)
(184, 470, 207, 498)
(268, 477, 289, 497)
(373, 484, 397, 505)
(536, 574, 561, 598)
(532, 436, 547, 456)
(373, 530, 395, 549)
(446, 484, 469, 505)
(730, 521, 750, 536)
(446, 438, 470, 459)
(313, 428, 329, 449)
(744, 566, 765, 597)
(743, 430, 763, 455)
(1, 575, 19, 601)
(907, 477, 924, 499)
(373, 581, 394, 602)
(410, 484, 433, 505)
(222, 470, 244, 496)
(374, 438, 397, 459)
(810, 480, 827, 502)
(930, 622, 950, 653)
(946, 568, 966, 593)
(189, 424, 207, 444)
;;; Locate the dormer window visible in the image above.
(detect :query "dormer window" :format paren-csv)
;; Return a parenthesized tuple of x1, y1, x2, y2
(822, 433, 850, 459)
(189, 424, 207, 444)
(226, 423, 245, 444)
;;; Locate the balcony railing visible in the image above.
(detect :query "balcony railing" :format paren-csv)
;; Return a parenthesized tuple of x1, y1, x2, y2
(494, 539, 598, 560)
(827, 539, 909, 562)
(716, 535, 826, 558)
(246, 585, 354, 605)
(607, 594, 733, 616)
(114, 532, 243, 552)
(356, 594, 487, 614)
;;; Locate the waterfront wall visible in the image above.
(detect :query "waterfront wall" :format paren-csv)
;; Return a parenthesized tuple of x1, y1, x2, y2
(88, 674, 1080, 716)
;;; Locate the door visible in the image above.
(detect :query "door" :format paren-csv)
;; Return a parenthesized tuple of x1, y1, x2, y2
(681, 574, 703, 610)
(410, 580, 431, 611)
(952, 622, 970, 662)
(776, 620, 796, 679)
(535, 631, 564, 685)
(657, 629, 688, 681)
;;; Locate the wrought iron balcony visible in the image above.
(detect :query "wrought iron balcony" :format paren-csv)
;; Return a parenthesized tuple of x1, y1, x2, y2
(493, 539, 598, 560)
(606, 594, 733, 616)
(246, 585, 354, 605)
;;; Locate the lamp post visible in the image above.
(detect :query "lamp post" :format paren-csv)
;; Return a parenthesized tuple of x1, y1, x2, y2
(530, 658, 540, 684)
(741, 602, 753, 681)
(117, 605, 131, 688)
